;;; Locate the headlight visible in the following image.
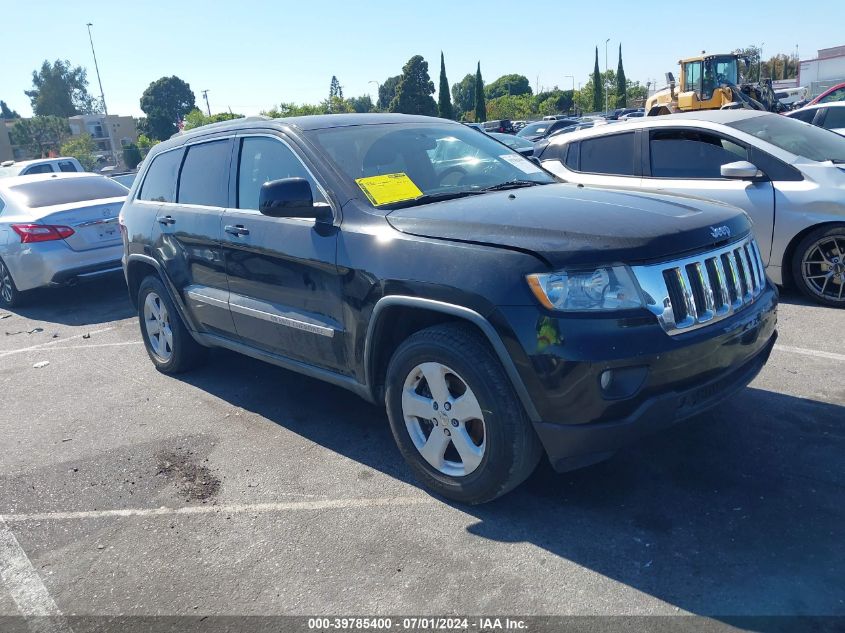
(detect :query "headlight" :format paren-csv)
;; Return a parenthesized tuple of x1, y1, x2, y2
(526, 266, 643, 312)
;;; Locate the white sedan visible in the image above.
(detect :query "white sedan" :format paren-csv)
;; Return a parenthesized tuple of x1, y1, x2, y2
(536, 110, 845, 307)
(0, 172, 127, 307)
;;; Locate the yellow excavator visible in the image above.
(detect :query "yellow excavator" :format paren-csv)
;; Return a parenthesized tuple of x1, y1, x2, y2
(646, 52, 784, 116)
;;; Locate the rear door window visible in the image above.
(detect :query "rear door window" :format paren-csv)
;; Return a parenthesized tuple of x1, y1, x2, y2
(579, 133, 636, 175)
(789, 109, 817, 124)
(821, 107, 845, 130)
(818, 87, 845, 104)
(138, 149, 183, 203)
(177, 140, 231, 207)
(58, 161, 78, 172)
(649, 129, 748, 178)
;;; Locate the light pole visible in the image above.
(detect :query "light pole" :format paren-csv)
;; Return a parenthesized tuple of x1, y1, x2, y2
(86, 23, 116, 166)
(605, 38, 610, 113)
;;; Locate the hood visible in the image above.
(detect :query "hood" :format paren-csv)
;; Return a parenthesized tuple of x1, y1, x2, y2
(385, 183, 751, 268)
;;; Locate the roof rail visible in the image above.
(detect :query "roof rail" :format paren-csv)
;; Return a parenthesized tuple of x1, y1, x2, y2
(170, 115, 271, 138)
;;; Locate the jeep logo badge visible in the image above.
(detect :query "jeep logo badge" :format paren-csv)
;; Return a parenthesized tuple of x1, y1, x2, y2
(710, 225, 731, 239)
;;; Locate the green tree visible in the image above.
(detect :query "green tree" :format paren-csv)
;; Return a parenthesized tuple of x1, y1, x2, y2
(1, 101, 20, 119)
(349, 95, 374, 113)
(592, 47, 603, 113)
(389, 55, 437, 116)
(122, 143, 142, 170)
(136, 134, 159, 158)
(263, 102, 326, 117)
(329, 75, 343, 101)
(438, 52, 454, 120)
(10, 116, 70, 157)
(139, 76, 196, 140)
(626, 81, 648, 104)
(485, 74, 532, 100)
(322, 96, 354, 114)
(377, 76, 400, 111)
(60, 134, 98, 171)
(486, 95, 534, 121)
(533, 89, 574, 114)
(25, 60, 99, 117)
(451, 74, 476, 119)
(182, 108, 243, 131)
(474, 62, 486, 122)
(616, 44, 627, 108)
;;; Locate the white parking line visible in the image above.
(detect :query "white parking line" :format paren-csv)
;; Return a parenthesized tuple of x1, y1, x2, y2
(22, 341, 142, 352)
(1, 496, 438, 524)
(0, 327, 115, 359)
(0, 517, 73, 633)
(774, 344, 845, 363)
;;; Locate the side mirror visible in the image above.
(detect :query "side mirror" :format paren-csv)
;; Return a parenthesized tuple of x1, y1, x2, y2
(720, 161, 763, 180)
(259, 178, 330, 220)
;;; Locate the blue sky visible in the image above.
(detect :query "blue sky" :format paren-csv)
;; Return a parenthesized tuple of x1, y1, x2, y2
(2, 0, 842, 118)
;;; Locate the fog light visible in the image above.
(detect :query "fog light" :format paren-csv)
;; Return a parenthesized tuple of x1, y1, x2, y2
(600, 370, 614, 390)
(599, 366, 649, 400)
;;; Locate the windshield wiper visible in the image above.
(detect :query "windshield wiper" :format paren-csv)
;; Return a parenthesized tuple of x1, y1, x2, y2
(480, 179, 545, 192)
(383, 190, 485, 209)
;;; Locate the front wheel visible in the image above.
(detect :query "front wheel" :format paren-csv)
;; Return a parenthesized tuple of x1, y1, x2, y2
(385, 323, 542, 504)
(137, 275, 207, 373)
(792, 225, 845, 307)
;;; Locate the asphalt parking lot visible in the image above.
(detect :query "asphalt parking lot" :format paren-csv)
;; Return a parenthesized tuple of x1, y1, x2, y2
(0, 276, 843, 627)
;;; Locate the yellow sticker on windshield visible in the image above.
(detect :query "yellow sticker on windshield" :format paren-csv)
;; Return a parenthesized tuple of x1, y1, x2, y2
(355, 173, 423, 206)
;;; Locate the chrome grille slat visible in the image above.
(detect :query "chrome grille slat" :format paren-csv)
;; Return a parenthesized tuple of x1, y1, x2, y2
(632, 236, 766, 336)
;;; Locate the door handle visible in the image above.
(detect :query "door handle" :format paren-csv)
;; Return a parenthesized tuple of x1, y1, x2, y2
(158, 215, 176, 226)
(224, 224, 250, 236)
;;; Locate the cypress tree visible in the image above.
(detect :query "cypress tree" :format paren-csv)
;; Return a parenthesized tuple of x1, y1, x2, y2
(592, 47, 603, 113)
(438, 52, 454, 119)
(474, 62, 486, 122)
(616, 44, 627, 108)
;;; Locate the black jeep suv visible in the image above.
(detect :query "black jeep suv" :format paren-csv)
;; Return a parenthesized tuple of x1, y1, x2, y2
(120, 114, 778, 503)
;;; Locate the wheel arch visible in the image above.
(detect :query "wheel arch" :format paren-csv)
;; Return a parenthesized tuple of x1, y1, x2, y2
(125, 254, 201, 335)
(364, 296, 540, 422)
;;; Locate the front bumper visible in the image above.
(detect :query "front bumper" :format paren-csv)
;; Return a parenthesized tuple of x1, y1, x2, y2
(2, 242, 124, 291)
(493, 281, 778, 470)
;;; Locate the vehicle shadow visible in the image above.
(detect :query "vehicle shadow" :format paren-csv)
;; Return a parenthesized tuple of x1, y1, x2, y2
(176, 351, 844, 620)
(11, 274, 133, 326)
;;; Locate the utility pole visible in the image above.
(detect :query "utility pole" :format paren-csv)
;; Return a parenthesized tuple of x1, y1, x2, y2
(605, 38, 610, 113)
(86, 23, 116, 167)
(202, 90, 211, 116)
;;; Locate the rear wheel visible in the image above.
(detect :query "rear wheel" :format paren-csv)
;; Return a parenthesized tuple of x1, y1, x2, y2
(0, 258, 23, 309)
(792, 225, 845, 307)
(137, 275, 207, 373)
(385, 323, 542, 504)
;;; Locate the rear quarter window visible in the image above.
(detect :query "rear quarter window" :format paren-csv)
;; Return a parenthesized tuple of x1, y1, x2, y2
(138, 149, 183, 203)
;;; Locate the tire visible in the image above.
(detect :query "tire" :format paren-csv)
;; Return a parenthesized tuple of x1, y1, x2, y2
(0, 258, 24, 309)
(791, 225, 845, 308)
(137, 275, 207, 373)
(385, 322, 543, 504)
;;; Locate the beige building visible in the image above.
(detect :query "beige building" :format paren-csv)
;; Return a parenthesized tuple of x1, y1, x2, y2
(0, 114, 139, 166)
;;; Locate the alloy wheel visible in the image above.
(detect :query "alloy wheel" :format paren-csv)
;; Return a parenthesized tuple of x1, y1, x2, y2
(801, 235, 845, 303)
(143, 292, 174, 362)
(0, 261, 13, 304)
(401, 362, 487, 477)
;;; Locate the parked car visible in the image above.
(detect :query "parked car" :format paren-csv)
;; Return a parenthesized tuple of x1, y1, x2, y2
(620, 110, 645, 120)
(807, 81, 845, 106)
(482, 119, 514, 134)
(488, 132, 535, 156)
(120, 113, 777, 503)
(0, 157, 85, 179)
(512, 120, 528, 131)
(536, 110, 845, 306)
(516, 119, 580, 141)
(786, 102, 845, 137)
(461, 122, 485, 133)
(0, 172, 128, 307)
(109, 171, 139, 188)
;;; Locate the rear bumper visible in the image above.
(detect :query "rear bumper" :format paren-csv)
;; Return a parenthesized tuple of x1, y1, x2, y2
(2, 242, 124, 291)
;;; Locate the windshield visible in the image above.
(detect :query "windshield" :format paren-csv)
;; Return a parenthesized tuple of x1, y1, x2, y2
(8, 176, 127, 208)
(517, 122, 551, 137)
(728, 114, 845, 163)
(306, 123, 554, 208)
